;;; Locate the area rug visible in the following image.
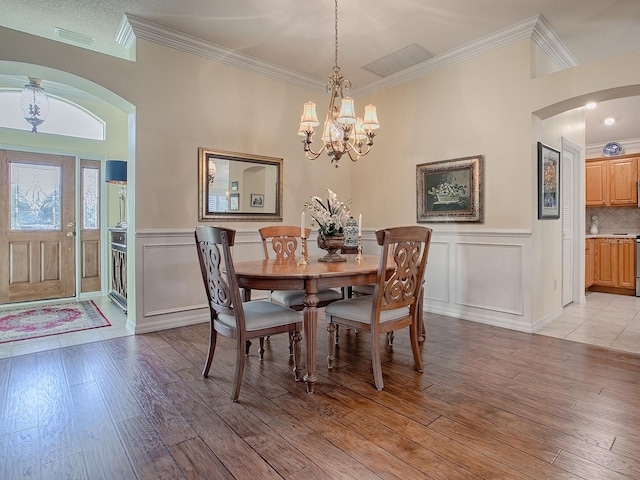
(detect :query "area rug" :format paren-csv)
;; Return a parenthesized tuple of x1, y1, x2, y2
(0, 301, 111, 344)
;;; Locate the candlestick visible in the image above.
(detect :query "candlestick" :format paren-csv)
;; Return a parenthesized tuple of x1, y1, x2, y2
(301, 211, 305, 239)
(297, 235, 309, 265)
(358, 213, 362, 236)
(355, 234, 363, 261)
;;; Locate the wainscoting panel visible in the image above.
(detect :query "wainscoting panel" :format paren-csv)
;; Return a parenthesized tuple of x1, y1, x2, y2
(132, 229, 534, 334)
(134, 229, 267, 333)
(455, 242, 523, 315)
(424, 241, 450, 303)
(423, 230, 533, 332)
(142, 242, 205, 317)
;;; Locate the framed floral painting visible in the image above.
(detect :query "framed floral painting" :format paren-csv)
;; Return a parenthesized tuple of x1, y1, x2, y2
(416, 155, 484, 223)
(537, 142, 560, 219)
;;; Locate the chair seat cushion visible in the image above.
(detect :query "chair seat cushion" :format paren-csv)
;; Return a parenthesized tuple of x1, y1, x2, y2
(325, 296, 410, 324)
(218, 300, 301, 331)
(353, 284, 375, 296)
(271, 288, 343, 308)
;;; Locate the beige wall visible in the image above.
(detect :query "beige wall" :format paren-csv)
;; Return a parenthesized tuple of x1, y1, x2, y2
(353, 40, 535, 231)
(2, 23, 640, 331)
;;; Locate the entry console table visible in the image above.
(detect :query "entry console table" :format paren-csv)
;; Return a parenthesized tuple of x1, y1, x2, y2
(109, 227, 127, 312)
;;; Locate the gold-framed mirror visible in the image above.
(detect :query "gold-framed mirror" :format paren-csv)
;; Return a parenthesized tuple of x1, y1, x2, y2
(198, 148, 283, 222)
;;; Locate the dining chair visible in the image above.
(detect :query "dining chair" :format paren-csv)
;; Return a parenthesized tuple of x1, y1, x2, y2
(195, 225, 302, 401)
(256, 225, 344, 354)
(325, 225, 432, 390)
(260, 225, 344, 308)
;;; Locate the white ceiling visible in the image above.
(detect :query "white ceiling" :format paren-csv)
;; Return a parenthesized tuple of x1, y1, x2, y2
(2, 0, 639, 147)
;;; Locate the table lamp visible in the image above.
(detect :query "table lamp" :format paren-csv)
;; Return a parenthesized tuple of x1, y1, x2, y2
(105, 160, 127, 228)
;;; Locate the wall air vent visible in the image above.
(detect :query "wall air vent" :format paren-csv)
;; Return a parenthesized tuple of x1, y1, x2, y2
(54, 27, 96, 47)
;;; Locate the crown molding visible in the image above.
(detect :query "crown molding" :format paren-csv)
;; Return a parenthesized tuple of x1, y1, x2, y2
(115, 15, 136, 50)
(529, 14, 578, 70)
(124, 13, 578, 97)
(354, 15, 578, 97)
(125, 15, 325, 92)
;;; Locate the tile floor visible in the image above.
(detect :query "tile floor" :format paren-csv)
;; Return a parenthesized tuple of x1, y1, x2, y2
(0, 296, 132, 359)
(536, 291, 640, 355)
(1, 292, 638, 359)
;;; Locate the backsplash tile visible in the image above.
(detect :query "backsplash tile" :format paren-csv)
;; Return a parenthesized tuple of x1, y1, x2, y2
(587, 207, 640, 232)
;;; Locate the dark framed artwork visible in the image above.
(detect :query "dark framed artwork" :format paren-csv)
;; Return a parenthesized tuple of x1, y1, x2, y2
(231, 181, 238, 191)
(229, 193, 239, 211)
(416, 155, 484, 223)
(250, 193, 264, 207)
(537, 142, 560, 219)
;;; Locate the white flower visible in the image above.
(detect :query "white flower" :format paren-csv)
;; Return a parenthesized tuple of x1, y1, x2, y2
(304, 188, 351, 236)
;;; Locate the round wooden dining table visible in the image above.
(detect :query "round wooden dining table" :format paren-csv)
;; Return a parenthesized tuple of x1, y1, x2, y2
(233, 254, 381, 393)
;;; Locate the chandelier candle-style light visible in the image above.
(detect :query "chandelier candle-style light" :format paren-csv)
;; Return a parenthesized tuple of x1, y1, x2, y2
(298, 0, 380, 167)
(19, 77, 50, 133)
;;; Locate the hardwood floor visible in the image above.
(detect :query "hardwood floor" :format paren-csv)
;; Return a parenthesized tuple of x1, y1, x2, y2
(1, 311, 639, 479)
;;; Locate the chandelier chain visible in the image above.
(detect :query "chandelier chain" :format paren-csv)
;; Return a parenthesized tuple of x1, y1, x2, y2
(298, 0, 379, 166)
(334, 0, 339, 70)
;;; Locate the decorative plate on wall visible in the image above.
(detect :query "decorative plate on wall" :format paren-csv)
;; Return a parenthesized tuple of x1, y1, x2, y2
(602, 141, 623, 156)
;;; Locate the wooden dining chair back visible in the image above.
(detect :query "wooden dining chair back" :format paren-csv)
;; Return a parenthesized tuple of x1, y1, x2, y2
(260, 225, 311, 260)
(195, 225, 302, 401)
(325, 225, 433, 390)
(258, 225, 344, 311)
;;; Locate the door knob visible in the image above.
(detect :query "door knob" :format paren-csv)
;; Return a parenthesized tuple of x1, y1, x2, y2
(66, 231, 75, 237)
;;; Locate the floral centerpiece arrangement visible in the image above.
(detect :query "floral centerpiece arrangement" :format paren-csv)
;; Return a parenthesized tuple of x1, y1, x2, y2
(305, 188, 351, 237)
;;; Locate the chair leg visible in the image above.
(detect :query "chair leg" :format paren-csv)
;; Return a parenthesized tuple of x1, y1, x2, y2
(288, 331, 294, 356)
(418, 287, 426, 342)
(335, 324, 340, 345)
(410, 317, 423, 373)
(371, 333, 384, 390)
(327, 321, 337, 369)
(202, 329, 218, 377)
(258, 337, 265, 360)
(232, 337, 247, 402)
(387, 331, 394, 345)
(245, 339, 251, 355)
(292, 329, 302, 381)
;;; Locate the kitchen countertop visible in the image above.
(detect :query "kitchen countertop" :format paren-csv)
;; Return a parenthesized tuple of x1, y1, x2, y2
(586, 231, 640, 238)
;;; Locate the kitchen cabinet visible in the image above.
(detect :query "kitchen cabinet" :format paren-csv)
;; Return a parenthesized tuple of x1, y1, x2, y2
(592, 238, 635, 291)
(585, 160, 608, 206)
(585, 238, 594, 289)
(585, 156, 638, 206)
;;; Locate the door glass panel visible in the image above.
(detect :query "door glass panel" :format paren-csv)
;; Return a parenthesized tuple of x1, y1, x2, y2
(82, 166, 99, 229)
(10, 162, 61, 230)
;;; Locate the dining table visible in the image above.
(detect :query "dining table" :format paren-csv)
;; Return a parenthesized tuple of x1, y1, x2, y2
(233, 253, 382, 393)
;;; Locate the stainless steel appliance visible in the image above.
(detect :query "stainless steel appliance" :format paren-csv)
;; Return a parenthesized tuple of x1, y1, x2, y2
(636, 235, 640, 296)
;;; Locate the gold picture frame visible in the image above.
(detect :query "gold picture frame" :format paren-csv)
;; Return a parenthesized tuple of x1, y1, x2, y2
(198, 148, 283, 222)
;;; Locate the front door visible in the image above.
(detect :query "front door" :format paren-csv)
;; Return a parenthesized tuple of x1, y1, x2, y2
(0, 150, 76, 304)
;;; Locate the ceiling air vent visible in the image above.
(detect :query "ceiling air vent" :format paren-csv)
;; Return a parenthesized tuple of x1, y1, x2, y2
(363, 43, 434, 77)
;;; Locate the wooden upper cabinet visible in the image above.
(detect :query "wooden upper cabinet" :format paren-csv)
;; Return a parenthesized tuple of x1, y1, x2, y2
(585, 156, 639, 206)
(586, 160, 608, 205)
(609, 157, 638, 205)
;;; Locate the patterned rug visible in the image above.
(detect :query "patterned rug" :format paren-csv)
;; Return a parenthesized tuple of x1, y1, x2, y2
(0, 301, 111, 344)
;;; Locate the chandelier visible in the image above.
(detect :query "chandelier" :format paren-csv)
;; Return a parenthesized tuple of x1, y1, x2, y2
(298, 0, 380, 167)
(19, 77, 50, 133)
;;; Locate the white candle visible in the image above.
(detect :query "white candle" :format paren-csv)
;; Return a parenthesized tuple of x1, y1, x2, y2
(301, 211, 305, 238)
(358, 214, 362, 236)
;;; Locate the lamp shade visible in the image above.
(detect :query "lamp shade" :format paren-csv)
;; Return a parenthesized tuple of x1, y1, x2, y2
(105, 160, 127, 184)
